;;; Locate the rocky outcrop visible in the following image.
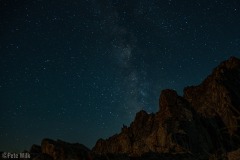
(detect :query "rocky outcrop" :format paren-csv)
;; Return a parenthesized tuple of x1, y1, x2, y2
(184, 57, 240, 133)
(29, 139, 91, 160)
(184, 56, 240, 151)
(93, 90, 214, 159)
(92, 57, 240, 159)
(27, 57, 240, 159)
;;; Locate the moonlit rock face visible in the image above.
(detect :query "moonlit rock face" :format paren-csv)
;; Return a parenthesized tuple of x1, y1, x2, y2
(92, 57, 240, 159)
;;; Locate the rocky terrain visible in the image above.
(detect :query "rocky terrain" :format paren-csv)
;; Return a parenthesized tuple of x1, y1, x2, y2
(25, 57, 240, 160)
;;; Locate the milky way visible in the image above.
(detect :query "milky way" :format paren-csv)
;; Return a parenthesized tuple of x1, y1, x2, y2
(0, 0, 240, 151)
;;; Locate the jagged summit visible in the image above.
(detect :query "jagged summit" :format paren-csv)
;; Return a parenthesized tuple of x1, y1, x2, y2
(184, 56, 240, 135)
(92, 56, 240, 158)
(28, 57, 240, 160)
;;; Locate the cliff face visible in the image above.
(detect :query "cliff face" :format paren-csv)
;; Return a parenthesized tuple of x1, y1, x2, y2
(28, 57, 240, 160)
(93, 90, 214, 158)
(184, 57, 240, 152)
(92, 57, 240, 159)
(184, 57, 240, 136)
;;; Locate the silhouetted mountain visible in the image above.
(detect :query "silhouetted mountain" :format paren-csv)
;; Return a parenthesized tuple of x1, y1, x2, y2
(27, 57, 240, 160)
(29, 139, 91, 160)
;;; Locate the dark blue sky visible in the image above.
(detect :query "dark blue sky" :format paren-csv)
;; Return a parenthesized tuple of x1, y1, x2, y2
(1, 0, 240, 152)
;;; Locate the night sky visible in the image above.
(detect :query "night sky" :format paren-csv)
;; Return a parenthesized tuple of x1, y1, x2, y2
(1, 0, 240, 152)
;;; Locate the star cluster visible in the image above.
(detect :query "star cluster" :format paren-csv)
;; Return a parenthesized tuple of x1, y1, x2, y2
(0, 0, 240, 151)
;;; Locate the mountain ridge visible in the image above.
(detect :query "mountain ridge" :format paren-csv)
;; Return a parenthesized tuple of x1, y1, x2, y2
(24, 57, 240, 160)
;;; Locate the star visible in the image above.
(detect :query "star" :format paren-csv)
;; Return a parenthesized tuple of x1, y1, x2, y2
(0, 0, 239, 152)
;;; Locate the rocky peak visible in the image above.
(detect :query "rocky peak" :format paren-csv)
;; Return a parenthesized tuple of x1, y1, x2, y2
(159, 89, 192, 121)
(93, 57, 240, 158)
(29, 139, 91, 160)
(216, 56, 240, 70)
(28, 57, 240, 160)
(93, 89, 210, 156)
(184, 56, 240, 136)
(159, 89, 178, 111)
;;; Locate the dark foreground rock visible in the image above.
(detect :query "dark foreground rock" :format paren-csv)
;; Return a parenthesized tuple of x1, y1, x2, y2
(29, 139, 91, 160)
